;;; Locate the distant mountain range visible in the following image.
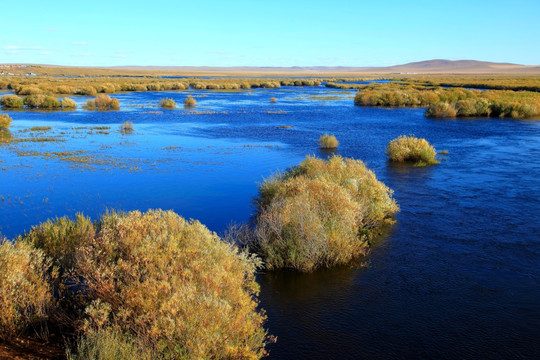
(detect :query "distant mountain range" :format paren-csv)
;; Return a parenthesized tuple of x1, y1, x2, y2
(3, 60, 540, 75)
(109, 59, 540, 74)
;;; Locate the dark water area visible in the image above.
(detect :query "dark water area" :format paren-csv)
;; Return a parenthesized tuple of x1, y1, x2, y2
(1, 86, 539, 359)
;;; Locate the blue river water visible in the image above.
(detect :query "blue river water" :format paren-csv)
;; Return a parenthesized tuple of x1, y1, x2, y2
(0, 86, 539, 359)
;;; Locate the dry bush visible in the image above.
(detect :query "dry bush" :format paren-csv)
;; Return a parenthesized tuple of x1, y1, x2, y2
(74, 209, 268, 359)
(0, 113, 12, 129)
(184, 95, 197, 107)
(318, 134, 339, 149)
(1, 94, 24, 108)
(426, 102, 458, 118)
(61, 97, 77, 109)
(24, 94, 46, 108)
(0, 239, 54, 340)
(158, 97, 176, 109)
(85, 95, 120, 110)
(386, 135, 439, 166)
(39, 96, 62, 109)
(270, 97, 277, 103)
(253, 156, 398, 272)
(18, 86, 43, 95)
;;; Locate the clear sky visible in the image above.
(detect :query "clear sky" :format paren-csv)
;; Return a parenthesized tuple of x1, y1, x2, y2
(1, 0, 539, 67)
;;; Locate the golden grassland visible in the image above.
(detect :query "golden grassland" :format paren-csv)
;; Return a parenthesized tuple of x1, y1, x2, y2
(251, 156, 399, 272)
(1, 210, 269, 359)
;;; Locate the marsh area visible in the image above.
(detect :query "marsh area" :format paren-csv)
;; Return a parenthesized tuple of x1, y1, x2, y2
(1, 85, 539, 359)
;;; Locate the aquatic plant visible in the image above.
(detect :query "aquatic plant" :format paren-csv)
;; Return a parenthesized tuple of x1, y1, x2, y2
(17, 86, 44, 95)
(270, 97, 277, 103)
(184, 95, 197, 107)
(39, 96, 62, 109)
(426, 102, 457, 118)
(0, 113, 12, 129)
(319, 134, 339, 149)
(84, 95, 120, 110)
(120, 121, 134, 134)
(73, 209, 268, 359)
(158, 97, 176, 109)
(252, 156, 398, 272)
(0, 239, 54, 340)
(1, 94, 24, 109)
(386, 135, 439, 166)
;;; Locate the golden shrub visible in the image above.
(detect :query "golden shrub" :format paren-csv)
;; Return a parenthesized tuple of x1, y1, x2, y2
(254, 156, 398, 271)
(386, 135, 439, 166)
(0, 113, 12, 129)
(184, 95, 197, 108)
(74, 210, 268, 359)
(318, 134, 339, 149)
(0, 239, 54, 340)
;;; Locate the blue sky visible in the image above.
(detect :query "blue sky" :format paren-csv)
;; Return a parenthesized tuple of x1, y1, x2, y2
(1, 0, 539, 67)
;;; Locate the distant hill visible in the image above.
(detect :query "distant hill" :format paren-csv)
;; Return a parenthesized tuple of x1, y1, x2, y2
(110, 60, 540, 74)
(3, 60, 540, 76)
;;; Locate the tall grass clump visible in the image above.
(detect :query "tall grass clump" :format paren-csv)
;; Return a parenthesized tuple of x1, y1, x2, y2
(158, 97, 176, 109)
(120, 121, 134, 134)
(319, 134, 339, 149)
(73, 209, 268, 359)
(184, 95, 197, 108)
(386, 135, 439, 166)
(61, 97, 77, 109)
(253, 156, 398, 272)
(1, 94, 24, 109)
(0, 113, 12, 129)
(84, 95, 120, 110)
(0, 239, 54, 340)
(270, 97, 277, 103)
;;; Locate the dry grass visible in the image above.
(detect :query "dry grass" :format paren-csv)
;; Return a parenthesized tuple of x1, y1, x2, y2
(318, 134, 339, 149)
(1, 94, 24, 109)
(158, 97, 176, 109)
(253, 156, 398, 272)
(386, 135, 439, 166)
(270, 97, 277, 103)
(184, 95, 197, 108)
(0, 113, 12, 129)
(0, 239, 54, 340)
(73, 209, 268, 359)
(61, 97, 77, 109)
(120, 121, 134, 134)
(84, 95, 120, 110)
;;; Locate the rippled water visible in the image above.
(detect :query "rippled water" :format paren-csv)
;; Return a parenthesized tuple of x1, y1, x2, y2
(1, 86, 539, 359)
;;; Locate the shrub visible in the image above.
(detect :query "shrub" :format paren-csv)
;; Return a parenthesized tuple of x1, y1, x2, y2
(184, 95, 197, 107)
(18, 86, 43, 95)
(24, 94, 46, 108)
(386, 135, 439, 166)
(158, 97, 176, 109)
(0, 239, 54, 340)
(76, 86, 97, 96)
(0, 113, 12, 129)
(1, 94, 24, 109)
(253, 156, 398, 272)
(319, 134, 339, 149)
(39, 96, 61, 109)
(84, 95, 120, 110)
(426, 101, 457, 118)
(74, 209, 268, 359)
(61, 97, 77, 109)
(270, 97, 277, 103)
(120, 121, 133, 134)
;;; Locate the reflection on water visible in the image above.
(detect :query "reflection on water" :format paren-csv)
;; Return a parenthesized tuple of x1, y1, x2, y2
(0, 87, 539, 359)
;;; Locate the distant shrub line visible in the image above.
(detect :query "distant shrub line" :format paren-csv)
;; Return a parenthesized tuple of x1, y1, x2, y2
(351, 83, 540, 119)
